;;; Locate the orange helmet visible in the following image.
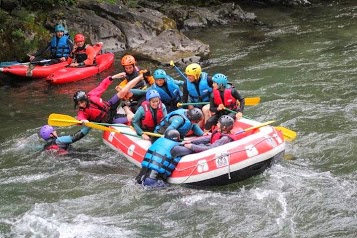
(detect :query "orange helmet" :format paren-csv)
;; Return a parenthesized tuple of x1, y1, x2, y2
(74, 34, 85, 43)
(121, 55, 136, 66)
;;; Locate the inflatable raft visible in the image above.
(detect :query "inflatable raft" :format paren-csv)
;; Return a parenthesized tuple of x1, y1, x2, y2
(46, 52, 114, 84)
(102, 118, 285, 187)
(0, 42, 104, 79)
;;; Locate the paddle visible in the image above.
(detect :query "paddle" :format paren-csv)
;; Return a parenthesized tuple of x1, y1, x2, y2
(235, 120, 276, 135)
(237, 113, 297, 142)
(18, 59, 51, 65)
(170, 60, 189, 81)
(177, 97, 260, 107)
(48, 113, 141, 138)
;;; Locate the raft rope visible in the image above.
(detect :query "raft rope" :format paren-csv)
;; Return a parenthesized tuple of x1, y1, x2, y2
(173, 134, 281, 185)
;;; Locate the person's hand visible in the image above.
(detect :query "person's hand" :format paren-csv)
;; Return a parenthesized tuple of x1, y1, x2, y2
(184, 143, 192, 149)
(81, 120, 89, 125)
(180, 140, 190, 145)
(142, 70, 151, 77)
(187, 105, 194, 110)
(217, 104, 225, 111)
(112, 72, 126, 80)
(236, 112, 243, 120)
(142, 134, 150, 140)
(69, 63, 79, 67)
(29, 55, 35, 61)
(203, 131, 210, 136)
(59, 57, 66, 62)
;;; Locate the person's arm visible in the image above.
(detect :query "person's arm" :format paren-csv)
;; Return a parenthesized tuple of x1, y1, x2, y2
(83, 45, 95, 66)
(209, 93, 218, 113)
(55, 127, 91, 146)
(30, 42, 51, 60)
(191, 123, 204, 136)
(232, 89, 245, 113)
(88, 76, 113, 98)
(190, 136, 231, 153)
(131, 106, 145, 136)
(166, 116, 185, 131)
(116, 73, 144, 98)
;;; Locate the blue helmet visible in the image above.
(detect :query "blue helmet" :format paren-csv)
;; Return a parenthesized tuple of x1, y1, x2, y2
(212, 73, 228, 88)
(146, 89, 161, 101)
(153, 69, 167, 80)
(39, 125, 54, 140)
(55, 24, 65, 32)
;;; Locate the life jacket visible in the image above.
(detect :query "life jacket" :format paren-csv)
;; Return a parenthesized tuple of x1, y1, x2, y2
(73, 44, 91, 63)
(80, 98, 111, 123)
(43, 138, 68, 155)
(141, 137, 180, 176)
(152, 77, 181, 106)
(213, 88, 238, 110)
(186, 72, 212, 103)
(140, 101, 164, 131)
(210, 130, 236, 144)
(156, 109, 192, 138)
(50, 35, 71, 58)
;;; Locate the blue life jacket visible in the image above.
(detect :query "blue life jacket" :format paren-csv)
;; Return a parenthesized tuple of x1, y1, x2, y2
(152, 76, 181, 106)
(50, 35, 71, 58)
(156, 109, 192, 138)
(141, 137, 180, 176)
(186, 72, 212, 103)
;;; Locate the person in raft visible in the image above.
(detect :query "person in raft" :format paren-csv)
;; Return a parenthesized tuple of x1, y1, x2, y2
(67, 33, 95, 67)
(135, 129, 182, 188)
(29, 24, 73, 65)
(171, 115, 238, 158)
(73, 69, 147, 126)
(204, 73, 245, 133)
(38, 125, 91, 155)
(115, 54, 155, 89)
(131, 89, 167, 141)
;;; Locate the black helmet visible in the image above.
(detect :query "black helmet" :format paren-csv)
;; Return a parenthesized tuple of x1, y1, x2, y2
(218, 115, 234, 132)
(164, 129, 180, 142)
(186, 108, 203, 122)
(73, 90, 88, 108)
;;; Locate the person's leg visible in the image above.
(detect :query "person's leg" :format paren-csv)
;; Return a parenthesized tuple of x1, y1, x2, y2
(171, 145, 193, 158)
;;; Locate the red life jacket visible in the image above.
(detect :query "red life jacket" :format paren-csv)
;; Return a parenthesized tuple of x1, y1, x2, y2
(213, 88, 238, 110)
(44, 140, 68, 155)
(141, 101, 164, 131)
(210, 130, 236, 144)
(80, 98, 111, 122)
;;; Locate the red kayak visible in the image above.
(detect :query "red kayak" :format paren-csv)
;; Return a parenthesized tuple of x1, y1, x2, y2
(0, 43, 104, 79)
(46, 52, 114, 85)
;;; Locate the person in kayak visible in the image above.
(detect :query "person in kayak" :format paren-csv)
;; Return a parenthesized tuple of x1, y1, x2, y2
(131, 89, 167, 141)
(38, 125, 91, 155)
(171, 115, 238, 157)
(67, 33, 95, 67)
(115, 54, 155, 89)
(135, 129, 182, 188)
(29, 24, 73, 65)
(204, 73, 245, 133)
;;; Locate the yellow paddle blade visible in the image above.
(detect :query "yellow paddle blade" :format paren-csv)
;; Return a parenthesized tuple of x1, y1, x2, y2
(48, 113, 80, 127)
(142, 131, 163, 137)
(245, 97, 260, 106)
(275, 126, 297, 141)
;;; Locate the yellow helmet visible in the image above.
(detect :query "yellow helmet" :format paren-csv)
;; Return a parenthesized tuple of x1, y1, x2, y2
(185, 63, 201, 80)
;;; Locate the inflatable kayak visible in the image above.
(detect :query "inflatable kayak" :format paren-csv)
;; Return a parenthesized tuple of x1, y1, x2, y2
(46, 52, 114, 84)
(0, 42, 103, 79)
(102, 118, 285, 187)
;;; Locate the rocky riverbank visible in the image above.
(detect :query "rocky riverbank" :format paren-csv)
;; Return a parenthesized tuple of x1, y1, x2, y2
(0, 0, 317, 66)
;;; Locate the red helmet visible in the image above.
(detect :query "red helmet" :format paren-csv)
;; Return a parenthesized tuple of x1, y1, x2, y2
(74, 34, 85, 43)
(121, 55, 136, 66)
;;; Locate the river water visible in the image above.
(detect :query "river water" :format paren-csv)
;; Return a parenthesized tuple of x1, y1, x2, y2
(0, 1, 356, 237)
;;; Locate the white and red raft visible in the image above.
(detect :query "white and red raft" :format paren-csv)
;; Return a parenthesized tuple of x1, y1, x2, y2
(102, 117, 285, 187)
